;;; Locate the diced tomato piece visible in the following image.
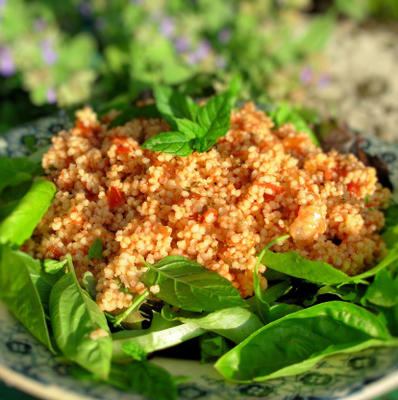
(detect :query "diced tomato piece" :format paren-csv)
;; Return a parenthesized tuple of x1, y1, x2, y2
(232, 151, 248, 158)
(365, 202, 378, 208)
(257, 182, 283, 201)
(115, 145, 130, 154)
(76, 120, 95, 138)
(347, 182, 361, 196)
(107, 186, 124, 210)
(282, 136, 305, 149)
(48, 245, 62, 259)
(324, 169, 333, 181)
(85, 191, 98, 201)
(112, 137, 131, 154)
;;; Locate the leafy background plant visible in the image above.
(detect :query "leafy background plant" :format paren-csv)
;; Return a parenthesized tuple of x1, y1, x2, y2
(1, 0, 398, 134)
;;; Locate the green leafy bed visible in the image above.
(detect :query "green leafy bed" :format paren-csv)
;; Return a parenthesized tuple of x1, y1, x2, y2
(0, 86, 398, 400)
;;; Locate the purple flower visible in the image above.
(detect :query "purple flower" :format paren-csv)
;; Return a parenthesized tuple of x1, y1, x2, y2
(159, 17, 175, 38)
(0, 47, 15, 77)
(186, 40, 212, 65)
(46, 87, 57, 104)
(174, 37, 190, 53)
(195, 39, 211, 61)
(216, 55, 226, 69)
(34, 18, 46, 31)
(0, 0, 6, 23)
(300, 66, 313, 84)
(40, 39, 58, 66)
(78, 2, 92, 18)
(318, 74, 330, 88)
(218, 28, 231, 44)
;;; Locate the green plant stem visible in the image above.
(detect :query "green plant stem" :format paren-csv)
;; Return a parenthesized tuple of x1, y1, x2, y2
(114, 290, 149, 327)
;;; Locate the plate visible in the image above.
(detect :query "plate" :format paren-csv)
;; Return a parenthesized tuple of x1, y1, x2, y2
(1, 114, 398, 400)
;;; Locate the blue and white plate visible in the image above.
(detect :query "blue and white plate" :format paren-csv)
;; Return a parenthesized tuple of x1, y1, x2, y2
(0, 114, 398, 400)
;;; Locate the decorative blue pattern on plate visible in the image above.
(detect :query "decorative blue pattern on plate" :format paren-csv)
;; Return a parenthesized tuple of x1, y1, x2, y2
(0, 115, 398, 400)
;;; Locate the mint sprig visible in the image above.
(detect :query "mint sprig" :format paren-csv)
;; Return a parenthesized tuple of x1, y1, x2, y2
(142, 80, 239, 156)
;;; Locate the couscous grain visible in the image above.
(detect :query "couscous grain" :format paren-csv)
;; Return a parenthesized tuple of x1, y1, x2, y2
(23, 103, 390, 312)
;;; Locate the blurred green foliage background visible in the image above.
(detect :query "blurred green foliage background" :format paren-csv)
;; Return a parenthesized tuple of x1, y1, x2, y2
(1, 0, 398, 133)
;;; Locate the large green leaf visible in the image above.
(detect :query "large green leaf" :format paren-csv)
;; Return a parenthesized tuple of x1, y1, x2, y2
(0, 245, 55, 352)
(0, 178, 56, 247)
(140, 256, 247, 312)
(161, 306, 263, 343)
(215, 301, 397, 382)
(49, 256, 112, 379)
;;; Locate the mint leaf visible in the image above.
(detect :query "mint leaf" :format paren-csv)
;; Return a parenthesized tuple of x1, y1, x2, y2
(88, 238, 103, 260)
(175, 118, 205, 139)
(194, 93, 231, 152)
(154, 85, 198, 124)
(140, 256, 247, 312)
(141, 131, 193, 156)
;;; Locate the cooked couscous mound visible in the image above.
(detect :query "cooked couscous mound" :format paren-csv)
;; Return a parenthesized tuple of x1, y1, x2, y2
(23, 103, 390, 312)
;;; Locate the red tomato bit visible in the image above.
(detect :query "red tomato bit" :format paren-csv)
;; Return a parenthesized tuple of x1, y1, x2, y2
(107, 186, 124, 210)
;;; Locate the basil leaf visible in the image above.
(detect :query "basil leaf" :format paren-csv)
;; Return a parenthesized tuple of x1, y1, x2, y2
(112, 319, 203, 360)
(377, 305, 398, 337)
(141, 131, 193, 156)
(88, 238, 103, 260)
(154, 85, 198, 124)
(194, 93, 231, 152)
(0, 157, 39, 195)
(43, 258, 67, 275)
(261, 281, 293, 304)
(351, 246, 398, 282)
(200, 334, 229, 364)
(108, 104, 161, 128)
(261, 249, 352, 285)
(72, 361, 177, 400)
(82, 271, 97, 299)
(0, 178, 56, 247)
(111, 361, 177, 400)
(363, 269, 398, 308)
(0, 201, 18, 222)
(121, 341, 147, 361)
(28, 257, 66, 312)
(49, 255, 112, 379)
(215, 301, 397, 382)
(0, 244, 55, 352)
(140, 256, 247, 312)
(304, 284, 364, 307)
(265, 303, 303, 323)
(270, 103, 319, 146)
(161, 306, 263, 343)
(252, 235, 291, 321)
